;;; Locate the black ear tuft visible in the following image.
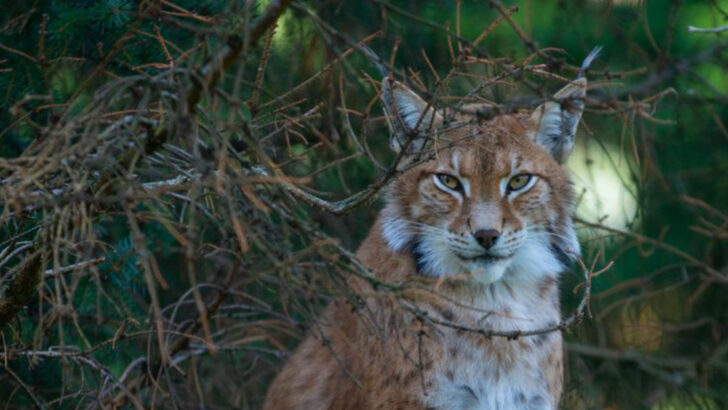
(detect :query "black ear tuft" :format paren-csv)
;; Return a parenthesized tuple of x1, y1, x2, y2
(529, 48, 601, 163)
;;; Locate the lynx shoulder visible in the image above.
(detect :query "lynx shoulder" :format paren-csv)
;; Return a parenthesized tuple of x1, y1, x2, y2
(264, 56, 594, 409)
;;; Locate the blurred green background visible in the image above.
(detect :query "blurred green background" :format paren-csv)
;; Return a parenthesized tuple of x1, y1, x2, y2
(1, 0, 728, 408)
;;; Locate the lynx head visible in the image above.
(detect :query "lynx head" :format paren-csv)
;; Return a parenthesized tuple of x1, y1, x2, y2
(380, 77, 585, 285)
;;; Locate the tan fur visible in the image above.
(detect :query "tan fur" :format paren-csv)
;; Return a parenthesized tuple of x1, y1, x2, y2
(265, 79, 587, 410)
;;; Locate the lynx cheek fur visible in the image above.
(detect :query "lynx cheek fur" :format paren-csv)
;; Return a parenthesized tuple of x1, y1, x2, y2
(264, 69, 591, 409)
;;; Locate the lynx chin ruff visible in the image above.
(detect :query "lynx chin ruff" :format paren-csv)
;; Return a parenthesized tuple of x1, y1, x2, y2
(265, 55, 595, 409)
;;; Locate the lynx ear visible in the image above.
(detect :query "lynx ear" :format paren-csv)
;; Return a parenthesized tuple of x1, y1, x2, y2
(381, 78, 442, 155)
(529, 78, 587, 163)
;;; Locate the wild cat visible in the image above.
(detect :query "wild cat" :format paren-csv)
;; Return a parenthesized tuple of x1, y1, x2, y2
(265, 49, 600, 409)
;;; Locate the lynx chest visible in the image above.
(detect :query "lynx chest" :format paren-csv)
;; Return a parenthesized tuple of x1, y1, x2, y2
(417, 287, 563, 410)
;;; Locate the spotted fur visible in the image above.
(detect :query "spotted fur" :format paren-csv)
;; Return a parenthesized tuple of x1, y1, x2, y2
(264, 75, 588, 409)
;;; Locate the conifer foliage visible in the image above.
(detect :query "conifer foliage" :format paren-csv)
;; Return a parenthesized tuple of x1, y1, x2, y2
(1, 1, 727, 408)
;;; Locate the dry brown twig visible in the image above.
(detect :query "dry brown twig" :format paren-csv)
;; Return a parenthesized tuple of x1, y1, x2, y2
(2, 1, 726, 407)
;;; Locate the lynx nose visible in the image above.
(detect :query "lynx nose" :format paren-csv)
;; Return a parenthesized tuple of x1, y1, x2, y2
(474, 229, 500, 250)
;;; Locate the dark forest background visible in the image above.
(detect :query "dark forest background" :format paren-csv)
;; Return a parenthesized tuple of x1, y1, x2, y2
(1, 0, 727, 408)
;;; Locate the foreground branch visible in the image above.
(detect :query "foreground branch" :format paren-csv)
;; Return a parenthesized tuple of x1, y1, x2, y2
(0, 0, 291, 330)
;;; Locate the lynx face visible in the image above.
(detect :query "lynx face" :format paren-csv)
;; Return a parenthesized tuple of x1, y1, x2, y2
(380, 78, 585, 285)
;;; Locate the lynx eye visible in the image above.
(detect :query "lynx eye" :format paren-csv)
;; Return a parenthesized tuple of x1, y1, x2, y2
(507, 174, 533, 192)
(435, 173, 462, 192)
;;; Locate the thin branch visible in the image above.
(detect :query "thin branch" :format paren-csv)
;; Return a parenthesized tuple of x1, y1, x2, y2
(687, 25, 728, 33)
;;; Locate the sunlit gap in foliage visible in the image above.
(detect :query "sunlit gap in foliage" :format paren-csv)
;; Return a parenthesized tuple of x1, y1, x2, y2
(261, 0, 297, 52)
(568, 137, 638, 231)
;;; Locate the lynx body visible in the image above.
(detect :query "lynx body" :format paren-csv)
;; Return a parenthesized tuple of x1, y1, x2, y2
(264, 71, 589, 409)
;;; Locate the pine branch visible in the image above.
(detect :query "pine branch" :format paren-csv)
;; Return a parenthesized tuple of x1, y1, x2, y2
(0, 0, 292, 330)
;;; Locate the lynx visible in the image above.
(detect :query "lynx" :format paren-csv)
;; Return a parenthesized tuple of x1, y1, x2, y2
(265, 54, 595, 409)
